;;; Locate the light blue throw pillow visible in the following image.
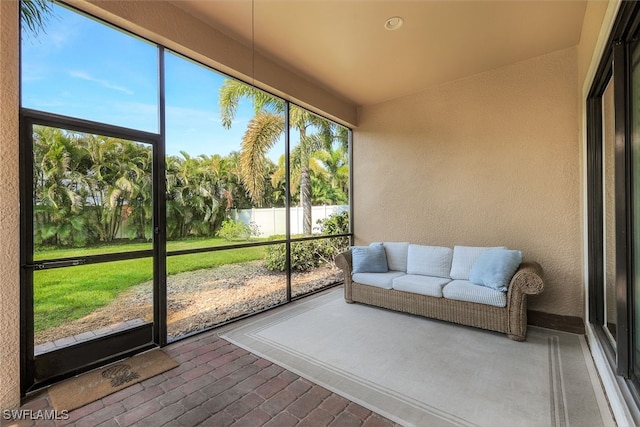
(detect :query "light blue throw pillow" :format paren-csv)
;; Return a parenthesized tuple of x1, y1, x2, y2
(469, 248, 523, 292)
(352, 243, 388, 274)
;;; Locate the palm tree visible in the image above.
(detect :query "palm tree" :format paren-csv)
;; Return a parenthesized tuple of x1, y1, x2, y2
(32, 126, 156, 246)
(272, 151, 338, 206)
(33, 126, 89, 247)
(270, 155, 299, 207)
(165, 154, 190, 239)
(196, 153, 233, 234)
(119, 141, 153, 241)
(219, 79, 340, 234)
(223, 151, 258, 209)
(166, 152, 238, 239)
(82, 135, 152, 242)
(314, 145, 349, 204)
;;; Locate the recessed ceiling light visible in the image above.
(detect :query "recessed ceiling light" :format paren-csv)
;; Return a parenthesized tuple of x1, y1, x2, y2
(384, 16, 404, 31)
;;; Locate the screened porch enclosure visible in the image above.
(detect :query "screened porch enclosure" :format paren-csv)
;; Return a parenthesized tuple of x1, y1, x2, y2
(19, 1, 352, 393)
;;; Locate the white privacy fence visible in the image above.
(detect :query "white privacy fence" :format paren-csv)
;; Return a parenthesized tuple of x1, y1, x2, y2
(230, 205, 348, 237)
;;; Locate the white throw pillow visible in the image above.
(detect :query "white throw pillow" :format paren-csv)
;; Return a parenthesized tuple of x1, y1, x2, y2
(449, 246, 506, 280)
(371, 242, 410, 272)
(406, 244, 453, 278)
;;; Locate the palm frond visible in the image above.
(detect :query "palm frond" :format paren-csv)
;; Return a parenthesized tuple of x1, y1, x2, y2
(115, 176, 134, 193)
(109, 188, 122, 209)
(219, 79, 284, 129)
(219, 80, 243, 129)
(303, 134, 326, 155)
(270, 155, 286, 188)
(290, 143, 306, 171)
(21, 0, 53, 39)
(252, 90, 284, 114)
(308, 156, 329, 179)
(335, 126, 350, 151)
(239, 111, 285, 205)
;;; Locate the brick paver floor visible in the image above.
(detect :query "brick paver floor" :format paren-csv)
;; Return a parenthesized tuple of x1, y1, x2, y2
(3, 330, 400, 427)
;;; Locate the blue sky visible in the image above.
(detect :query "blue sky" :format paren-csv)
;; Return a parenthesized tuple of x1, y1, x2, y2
(21, 3, 283, 159)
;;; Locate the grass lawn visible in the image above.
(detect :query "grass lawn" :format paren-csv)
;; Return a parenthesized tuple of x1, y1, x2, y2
(34, 237, 266, 334)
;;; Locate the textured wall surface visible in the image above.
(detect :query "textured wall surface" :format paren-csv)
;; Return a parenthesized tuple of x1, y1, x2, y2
(0, 0, 21, 410)
(354, 48, 582, 317)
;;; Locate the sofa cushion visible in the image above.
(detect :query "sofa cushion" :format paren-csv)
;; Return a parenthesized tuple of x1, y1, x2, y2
(353, 271, 406, 289)
(449, 246, 506, 280)
(352, 243, 388, 274)
(392, 274, 450, 297)
(469, 248, 523, 291)
(442, 280, 507, 307)
(406, 245, 453, 278)
(371, 242, 410, 272)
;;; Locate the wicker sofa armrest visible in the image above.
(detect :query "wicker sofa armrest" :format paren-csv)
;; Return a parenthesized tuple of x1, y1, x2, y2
(509, 261, 544, 295)
(335, 250, 353, 272)
(506, 261, 544, 341)
(335, 251, 354, 302)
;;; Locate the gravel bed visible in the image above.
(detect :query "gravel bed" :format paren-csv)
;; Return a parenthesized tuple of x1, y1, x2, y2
(35, 261, 342, 345)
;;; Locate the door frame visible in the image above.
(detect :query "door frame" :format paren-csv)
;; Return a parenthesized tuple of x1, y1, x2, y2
(19, 109, 166, 393)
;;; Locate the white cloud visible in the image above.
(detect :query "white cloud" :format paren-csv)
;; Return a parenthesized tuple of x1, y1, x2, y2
(69, 70, 134, 95)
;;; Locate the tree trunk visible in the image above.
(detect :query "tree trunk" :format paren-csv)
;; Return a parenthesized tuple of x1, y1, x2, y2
(300, 165, 312, 235)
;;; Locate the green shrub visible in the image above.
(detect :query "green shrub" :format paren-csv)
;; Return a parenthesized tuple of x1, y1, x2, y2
(264, 234, 348, 272)
(264, 238, 323, 272)
(264, 212, 350, 272)
(217, 219, 250, 241)
(314, 210, 349, 235)
(264, 243, 287, 271)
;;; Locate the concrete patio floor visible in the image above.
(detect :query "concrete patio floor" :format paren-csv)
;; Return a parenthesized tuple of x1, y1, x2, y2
(4, 327, 399, 427)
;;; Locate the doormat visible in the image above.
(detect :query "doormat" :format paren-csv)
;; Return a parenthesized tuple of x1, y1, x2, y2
(47, 350, 178, 412)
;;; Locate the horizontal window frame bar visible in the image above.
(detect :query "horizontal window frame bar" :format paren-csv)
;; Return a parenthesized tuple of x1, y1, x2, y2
(25, 250, 154, 270)
(167, 233, 352, 257)
(289, 233, 351, 242)
(27, 233, 354, 268)
(21, 108, 161, 146)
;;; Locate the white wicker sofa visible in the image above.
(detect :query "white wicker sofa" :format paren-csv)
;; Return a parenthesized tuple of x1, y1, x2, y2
(334, 242, 544, 341)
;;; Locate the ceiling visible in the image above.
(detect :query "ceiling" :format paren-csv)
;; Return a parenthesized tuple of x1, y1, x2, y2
(170, 1, 588, 107)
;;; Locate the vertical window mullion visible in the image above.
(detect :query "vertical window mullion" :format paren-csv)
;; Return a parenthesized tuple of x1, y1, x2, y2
(613, 40, 632, 377)
(348, 128, 354, 246)
(285, 101, 291, 302)
(156, 46, 167, 347)
(587, 96, 604, 326)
